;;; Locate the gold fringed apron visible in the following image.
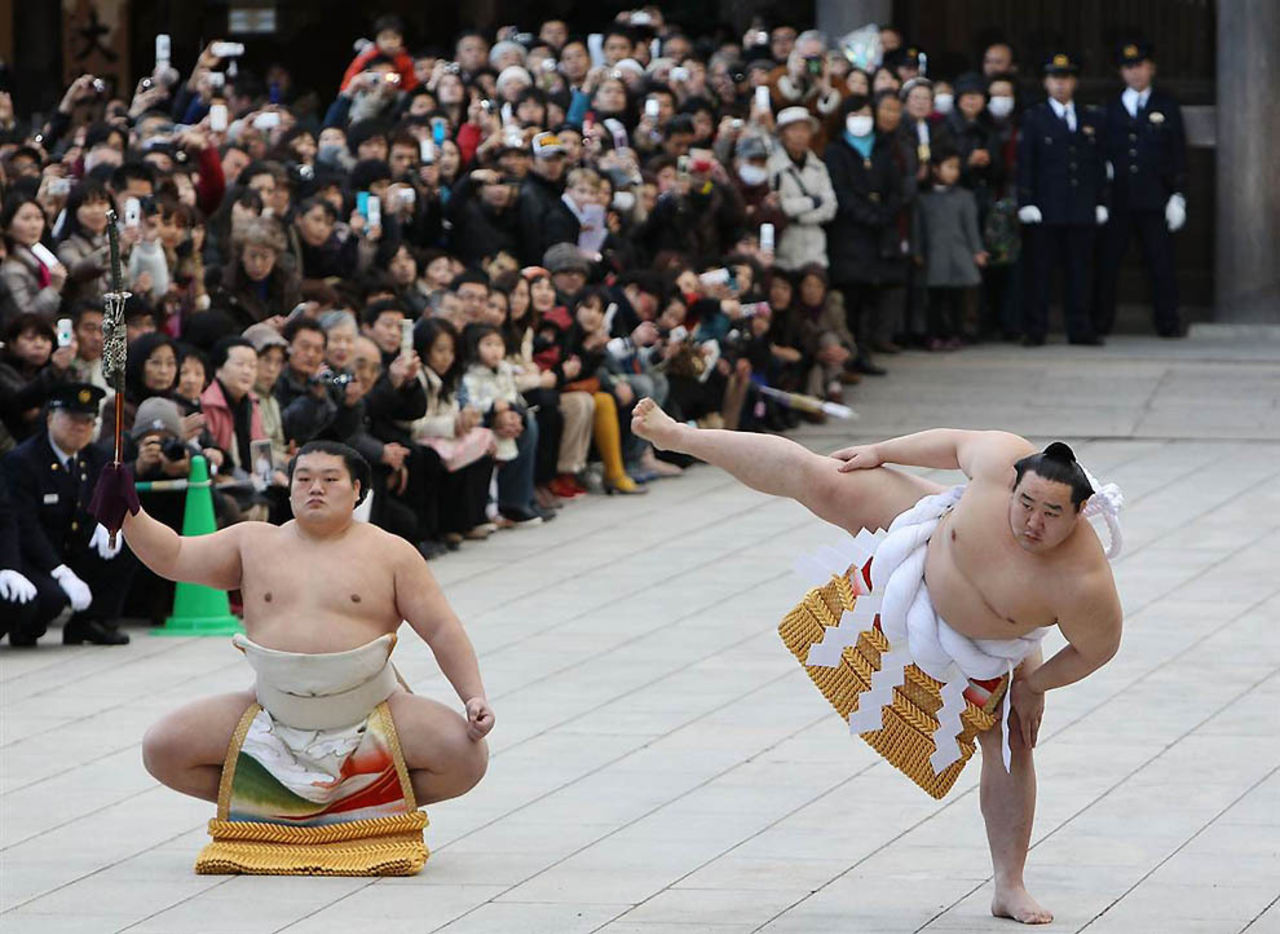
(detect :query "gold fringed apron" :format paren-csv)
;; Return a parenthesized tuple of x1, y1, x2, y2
(779, 556, 1009, 800)
(194, 634, 428, 875)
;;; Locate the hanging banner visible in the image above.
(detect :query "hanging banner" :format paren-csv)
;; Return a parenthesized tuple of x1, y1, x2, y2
(62, 0, 130, 99)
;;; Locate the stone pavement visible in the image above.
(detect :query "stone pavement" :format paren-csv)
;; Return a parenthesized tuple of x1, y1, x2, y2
(2, 336, 1277, 934)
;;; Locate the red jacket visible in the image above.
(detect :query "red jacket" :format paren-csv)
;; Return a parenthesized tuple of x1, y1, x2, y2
(339, 47, 419, 93)
(199, 379, 266, 461)
(194, 145, 226, 217)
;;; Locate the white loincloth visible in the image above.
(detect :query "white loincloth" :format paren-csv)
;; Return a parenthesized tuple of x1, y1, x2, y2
(800, 486, 1046, 774)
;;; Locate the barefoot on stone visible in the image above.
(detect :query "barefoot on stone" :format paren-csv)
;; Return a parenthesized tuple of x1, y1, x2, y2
(992, 884, 1053, 925)
(631, 398, 681, 452)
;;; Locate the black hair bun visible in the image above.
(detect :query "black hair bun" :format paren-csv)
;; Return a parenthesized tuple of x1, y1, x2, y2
(1043, 441, 1076, 463)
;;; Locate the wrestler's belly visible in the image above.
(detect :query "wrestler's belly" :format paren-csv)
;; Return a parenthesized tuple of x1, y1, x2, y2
(923, 532, 1047, 641)
(243, 608, 400, 654)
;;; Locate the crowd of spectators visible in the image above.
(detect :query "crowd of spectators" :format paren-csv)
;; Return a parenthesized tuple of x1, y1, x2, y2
(0, 10, 1187, 642)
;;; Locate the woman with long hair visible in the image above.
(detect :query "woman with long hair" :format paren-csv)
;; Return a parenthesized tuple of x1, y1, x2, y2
(496, 271, 564, 509)
(0, 197, 67, 325)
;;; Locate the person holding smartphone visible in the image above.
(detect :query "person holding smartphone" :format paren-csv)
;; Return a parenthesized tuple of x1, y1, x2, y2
(0, 197, 67, 325)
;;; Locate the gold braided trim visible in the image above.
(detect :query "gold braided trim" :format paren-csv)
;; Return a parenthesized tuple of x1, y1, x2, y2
(196, 812, 429, 876)
(206, 810, 427, 843)
(373, 701, 419, 810)
(216, 702, 262, 821)
(779, 574, 1011, 800)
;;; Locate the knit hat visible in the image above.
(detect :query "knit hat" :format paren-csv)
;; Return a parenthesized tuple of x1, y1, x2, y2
(242, 322, 289, 354)
(543, 242, 591, 275)
(131, 396, 184, 440)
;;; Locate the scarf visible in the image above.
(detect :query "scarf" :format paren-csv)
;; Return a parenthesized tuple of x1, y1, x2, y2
(844, 130, 874, 160)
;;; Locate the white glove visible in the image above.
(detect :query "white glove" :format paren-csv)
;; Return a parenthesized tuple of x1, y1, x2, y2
(1105, 160, 1114, 181)
(1017, 205, 1042, 224)
(51, 564, 92, 612)
(89, 523, 123, 560)
(1165, 193, 1186, 232)
(1096, 205, 1109, 226)
(0, 569, 37, 604)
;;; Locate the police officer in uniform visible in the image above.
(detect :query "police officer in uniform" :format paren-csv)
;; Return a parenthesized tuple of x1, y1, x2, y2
(1095, 40, 1188, 337)
(1016, 52, 1109, 346)
(1, 383, 134, 645)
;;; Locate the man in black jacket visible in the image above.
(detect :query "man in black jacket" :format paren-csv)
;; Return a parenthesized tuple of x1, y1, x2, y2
(355, 302, 450, 558)
(1016, 52, 1109, 346)
(1095, 40, 1188, 338)
(516, 132, 579, 266)
(447, 169, 522, 267)
(1, 383, 134, 645)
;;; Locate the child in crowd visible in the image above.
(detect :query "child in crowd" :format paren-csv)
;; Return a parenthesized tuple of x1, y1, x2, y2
(459, 323, 545, 526)
(411, 317, 497, 543)
(914, 149, 987, 349)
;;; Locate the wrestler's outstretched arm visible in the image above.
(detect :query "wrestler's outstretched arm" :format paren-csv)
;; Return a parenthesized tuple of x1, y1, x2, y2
(832, 428, 1035, 480)
(392, 539, 494, 741)
(122, 507, 246, 590)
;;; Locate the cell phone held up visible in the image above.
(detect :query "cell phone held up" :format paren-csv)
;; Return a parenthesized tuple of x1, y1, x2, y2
(399, 318, 414, 358)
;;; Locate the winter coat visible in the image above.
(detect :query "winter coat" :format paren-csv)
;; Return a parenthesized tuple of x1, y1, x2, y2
(56, 231, 111, 306)
(214, 260, 303, 329)
(0, 247, 62, 326)
(199, 378, 266, 466)
(794, 294, 856, 357)
(460, 361, 524, 414)
(636, 184, 745, 269)
(822, 134, 905, 287)
(914, 187, 984, 288)
(0, 351, 69, 442)
(516, 172, 579, 266)
(768, 146, 838, 271)
(459, 360, 524, 460)
(364, 353, 428, 447)
(448, 175, 523, 266)
(944, 111, 1004, 215)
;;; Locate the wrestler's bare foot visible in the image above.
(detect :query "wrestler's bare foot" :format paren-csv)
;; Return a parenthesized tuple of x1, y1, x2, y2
(992, 883, 1054, 925)
(631, 397, 683, 452)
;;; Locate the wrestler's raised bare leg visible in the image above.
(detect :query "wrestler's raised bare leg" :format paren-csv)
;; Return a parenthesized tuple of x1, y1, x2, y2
(632, 397, 942, 534)
(976, 713, 1053, 925)
(386, 690, 489, 804)
(142, 689, 257, 802)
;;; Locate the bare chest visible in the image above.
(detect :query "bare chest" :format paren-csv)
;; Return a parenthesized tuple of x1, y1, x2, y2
(924, 496, 1064, 637)
(237, 530, 401, 650)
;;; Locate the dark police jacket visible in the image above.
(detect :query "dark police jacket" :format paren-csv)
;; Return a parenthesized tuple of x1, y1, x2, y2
(1016, 100, 1109, 226)
(1101, 88, 1188, 213)
(1, 433, 107, 573)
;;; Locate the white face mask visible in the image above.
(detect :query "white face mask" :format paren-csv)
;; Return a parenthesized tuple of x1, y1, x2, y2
(933, 93, 954, 114)
(988, 95, 1014, 119)
(737, 163, 769, 186)
(845, 114, 874, 137)
(611, 191, 636, 211)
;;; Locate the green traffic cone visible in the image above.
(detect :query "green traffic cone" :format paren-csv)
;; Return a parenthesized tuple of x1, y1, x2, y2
(153, 455, 243, 636)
